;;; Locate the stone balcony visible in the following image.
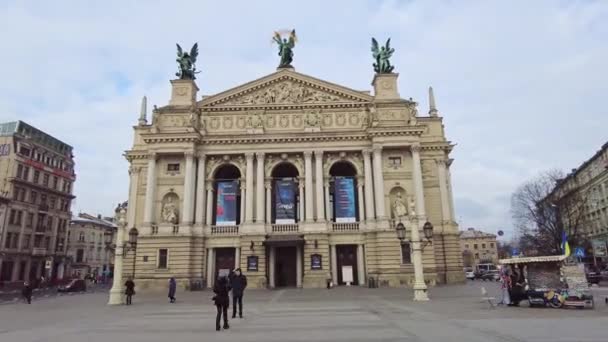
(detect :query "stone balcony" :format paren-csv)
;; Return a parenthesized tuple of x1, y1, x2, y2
(331, 222, 360, 232)
(31, 247, 47, 256)
(209, 225, 239, 235)
(270, 224, 299, 233)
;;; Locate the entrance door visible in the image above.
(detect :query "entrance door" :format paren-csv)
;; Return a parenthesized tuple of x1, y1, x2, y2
(214, 248, 236, 280)
(336, 245, 358, 285)
(275, 247, 297, 287)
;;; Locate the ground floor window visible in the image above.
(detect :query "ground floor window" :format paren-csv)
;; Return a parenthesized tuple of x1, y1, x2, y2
(158, 249, 168, 269)
(401, 242, 412, 264)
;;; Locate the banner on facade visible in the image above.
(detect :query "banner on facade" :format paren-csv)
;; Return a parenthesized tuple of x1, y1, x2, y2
(335, 177, 356, 223)
(216, 181, 238, 226)
(275, 179, 296, 224)
(247, 256, 258, 272)
(592, 240, 607, 257)
(311, 254, 322, 270)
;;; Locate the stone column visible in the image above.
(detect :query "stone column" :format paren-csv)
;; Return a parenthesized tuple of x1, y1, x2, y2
(206, 248, 215, 288)
(411, 144, 426, 218)
(205, 181, 214, 226)
(195, 154, 207, 225)
(357, 178, 365, 222)
(372, 146, 386, 219)
(410, 216, 429, 301)
(127, 165, 140, 228)
(298, 178, 305, 222)
(240, 180, 246, 225)
(235, 247, 240, 270)
(362, 150, 375, 221)
(357, 244, 365, 286)
(108, 209, 127, 305)
(269, 247, 276, 288)
(330, 245, 338, 284)
(436, 159, 452, 223)
(245, 153, 254, 223)
(314, 151, 325, 221)
(143, 153, 157, 225)
(265, 179, 272, 224)
(181, 151, 195, 225)
(304, 151, 314, 222)
(324, 179, 331, 222)
(446, 162, 456, 221)
(296, 245, 302, 288)
(255, 153, 265, 223)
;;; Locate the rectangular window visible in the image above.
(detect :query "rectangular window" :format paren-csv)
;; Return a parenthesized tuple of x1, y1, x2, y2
(16, 164, 23, 179)
(400, 243, 412, 264)
(12, 233, 19, 249)
(40, 194, 47, 205)
(22, 235, 30, 249)
(158, 249, 168, 269)
(76, 249, 84, 263)
(16, 211, 23, 225)
(490, 243, 495, 248)
(44, 236, 51, 249)
(475, 253, 479, 259)
(34, 235, 42, 248)
(474, 244, 478, 250)
(26, 213, 34, 227)
(482, 243, 486, 249)
(52, 176, 58, 190)
(13, 187, 20, 200)
(33, 170, 40, 183)
(19, 188, 26, 202)
(19, 146, 31, 157)
(30, 191, 37, 204)
(23, 167, 30, 181)
(9, 209, 16, 225)
(464, 244, 469, 249)
(49, 197, 56, 210)
(4, 233, 12, 248)
(42, 173, 49, 187)
(167, 163, 180, 172)
(388, 156, 402, 167)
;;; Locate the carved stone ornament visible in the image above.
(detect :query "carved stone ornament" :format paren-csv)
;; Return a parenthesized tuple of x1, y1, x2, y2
(246, 111, 264, 129)
(408, 195, 416, 217)
(304, 109, 321, 127)
(161, 193, 180, 224)
(223, 81, 344, 105)
(392, 191, 408, 218)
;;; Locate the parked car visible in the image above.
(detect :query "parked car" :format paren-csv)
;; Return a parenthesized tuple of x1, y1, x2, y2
(584, 265, 601, 285)
(464, 267, 475, 280)
(479, 270, 500, 281)
(58, 279, 87, 293)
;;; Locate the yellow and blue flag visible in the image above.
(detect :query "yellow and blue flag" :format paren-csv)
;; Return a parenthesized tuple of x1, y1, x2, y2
(561, 231, 571, 257)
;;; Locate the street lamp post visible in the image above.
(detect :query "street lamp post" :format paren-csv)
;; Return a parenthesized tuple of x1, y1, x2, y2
(396, 216, 433, 301)
(108, 207, 127, 305)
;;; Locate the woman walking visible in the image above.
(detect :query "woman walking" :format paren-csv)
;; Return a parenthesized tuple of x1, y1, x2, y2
(125, 277, 135, 305)
(498, 266, 511, 305)
(168, 277, 177, 303)
(22, 281, 32, 304)
(213, 275, 231, 331)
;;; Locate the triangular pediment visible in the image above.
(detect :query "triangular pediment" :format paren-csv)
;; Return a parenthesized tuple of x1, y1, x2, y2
(199, 69, 373, 108)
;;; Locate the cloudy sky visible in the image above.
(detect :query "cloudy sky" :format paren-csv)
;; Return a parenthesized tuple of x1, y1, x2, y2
(1, 1, 606, 238)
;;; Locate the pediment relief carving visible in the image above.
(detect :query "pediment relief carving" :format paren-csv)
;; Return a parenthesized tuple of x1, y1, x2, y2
(223, 80, 345, 106)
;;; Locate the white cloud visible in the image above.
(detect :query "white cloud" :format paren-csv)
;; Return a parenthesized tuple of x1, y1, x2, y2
(0, 0, 606, 236)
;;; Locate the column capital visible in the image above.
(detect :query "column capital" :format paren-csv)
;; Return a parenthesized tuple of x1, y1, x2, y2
(303, 151, 313, 159)
(128, 165, 141, 175)
(434, 158, 447, 166)
(410, 143, 421, 153)
(148, 151, 158, 160)
(206, 180, 215, 191)
(356, 176, 365, 185)
(255, 152, 265, 160)
(313, 150, 323, 158)
(265, 180, 272, 188)
(372, 144, 383, 153)
(362, 148, 373, 156)
(184, 150, 195, 158)
(197, 151, 206, 159)
(245, 152, 254, 161)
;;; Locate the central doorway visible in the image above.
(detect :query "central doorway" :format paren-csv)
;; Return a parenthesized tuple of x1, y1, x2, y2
(275, 247, 297, 287)
(336, 245, 359, 285)
(214, 247, 236, 279)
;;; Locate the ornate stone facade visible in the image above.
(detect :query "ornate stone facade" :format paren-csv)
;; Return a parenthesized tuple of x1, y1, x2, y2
(124, 68, 464, 291)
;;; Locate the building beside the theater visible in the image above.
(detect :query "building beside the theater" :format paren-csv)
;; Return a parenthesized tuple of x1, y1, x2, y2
(122, 57, 464, 290)
(68, 213, 116, 279)
(459, 227, 498, 267)
(0, 121, 75, 284)
(548, 142, 608, 259)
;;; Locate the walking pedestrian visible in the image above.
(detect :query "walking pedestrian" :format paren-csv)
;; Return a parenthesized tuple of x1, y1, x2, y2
(168, 277, 177, 303)
(22, 281, 32, 304)
(125, 277, 135, 305)
(213, 275, 231, 331)
(498, 266, 511, 306)
(230, 268, 247, 318)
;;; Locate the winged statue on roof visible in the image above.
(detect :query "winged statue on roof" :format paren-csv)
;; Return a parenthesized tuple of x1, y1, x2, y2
(272, 29, 297, 68)
(371, 38, 395, 74)
(175, 43, 200, 80)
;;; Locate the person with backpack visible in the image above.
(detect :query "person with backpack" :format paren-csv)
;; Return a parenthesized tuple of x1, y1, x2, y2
(213, 275, 231, 331)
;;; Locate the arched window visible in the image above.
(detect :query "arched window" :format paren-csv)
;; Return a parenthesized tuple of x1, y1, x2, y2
(79, 232, 85, 242)
(213, 164, 242, 226)
(329, 161, 359, 222)
(270, 162, 300, 224)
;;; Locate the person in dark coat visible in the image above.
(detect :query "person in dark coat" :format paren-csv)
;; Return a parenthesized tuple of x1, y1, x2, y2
(168, 277, 177, 303)
(124, 277, 135, 305)
(22, 281, 32, 304)
(213, 275, 231, 331)
(508, 266, 525, 306)
(230, 268, 247, 318)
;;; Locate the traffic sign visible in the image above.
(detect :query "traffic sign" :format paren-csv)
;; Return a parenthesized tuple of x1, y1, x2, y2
(511, 248, 519, 256)
(45, 260, 52, 269)
(592, 240, 607, 257)
(573, 247, 585, 258)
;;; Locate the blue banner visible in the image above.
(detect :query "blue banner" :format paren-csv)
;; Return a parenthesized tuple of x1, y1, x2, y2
(216, 181, 237, 226)
(335, 177, 356, 223)
(275, 179, 296, 224)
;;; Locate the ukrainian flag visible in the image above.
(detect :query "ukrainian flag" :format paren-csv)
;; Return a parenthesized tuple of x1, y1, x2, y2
(561, 231, 571, 257)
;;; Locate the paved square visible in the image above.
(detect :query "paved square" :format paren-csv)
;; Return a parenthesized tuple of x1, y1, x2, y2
(1, 283, 607, 342)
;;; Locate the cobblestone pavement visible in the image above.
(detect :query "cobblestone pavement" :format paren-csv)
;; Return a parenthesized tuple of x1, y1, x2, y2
(0, 282, 607, 342)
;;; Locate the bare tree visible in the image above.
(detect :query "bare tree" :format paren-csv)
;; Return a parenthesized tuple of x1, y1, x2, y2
(511, 169, 589, 255)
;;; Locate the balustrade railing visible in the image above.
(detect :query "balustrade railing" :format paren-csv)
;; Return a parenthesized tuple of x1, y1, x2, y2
(271, 224, 299, 233)
(331, 222, 360, 231)
(210, 225, 239, 235)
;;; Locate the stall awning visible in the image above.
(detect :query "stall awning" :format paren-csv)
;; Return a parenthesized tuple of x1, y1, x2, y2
(499, 255, 567, 265)
(263, 235, 305, 247)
